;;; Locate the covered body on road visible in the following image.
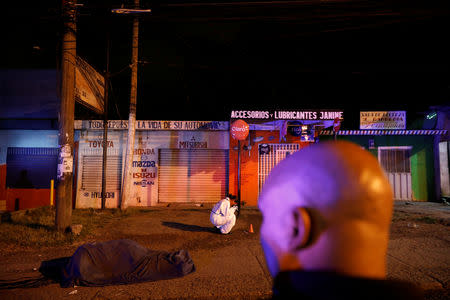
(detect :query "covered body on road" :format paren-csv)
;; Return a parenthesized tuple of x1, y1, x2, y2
(39, 239, 196, 287)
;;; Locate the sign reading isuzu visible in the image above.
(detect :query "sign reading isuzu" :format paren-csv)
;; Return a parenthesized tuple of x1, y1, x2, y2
(360, 111, 406, 130)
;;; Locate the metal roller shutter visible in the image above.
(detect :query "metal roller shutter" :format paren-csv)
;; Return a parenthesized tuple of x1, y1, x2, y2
(6, 147, 58, 189)
(81, 156, 122, 191)
(158, 149, 229, 203)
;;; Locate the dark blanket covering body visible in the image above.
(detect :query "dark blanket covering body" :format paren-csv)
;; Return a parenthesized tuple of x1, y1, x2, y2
(40, 239, 196, 287)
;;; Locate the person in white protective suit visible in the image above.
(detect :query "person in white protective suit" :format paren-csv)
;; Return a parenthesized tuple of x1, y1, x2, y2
(210, 195, 238, 234)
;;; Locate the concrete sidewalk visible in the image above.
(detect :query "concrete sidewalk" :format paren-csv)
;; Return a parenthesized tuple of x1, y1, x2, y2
(0, 203, 448, 299)
(388, 201, 449, 296)
(394, 201, 450, 224)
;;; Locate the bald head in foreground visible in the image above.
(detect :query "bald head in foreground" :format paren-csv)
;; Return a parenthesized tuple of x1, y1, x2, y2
(258, 141, 423, 299)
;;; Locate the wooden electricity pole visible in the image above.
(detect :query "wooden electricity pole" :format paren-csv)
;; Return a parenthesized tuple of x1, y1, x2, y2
(120, 0, 140, 210)
(56, 0, 76, 231)
(101, 29, 110, 210)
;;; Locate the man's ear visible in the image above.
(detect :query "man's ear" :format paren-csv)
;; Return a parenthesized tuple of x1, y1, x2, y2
(288, 207, 312, 251)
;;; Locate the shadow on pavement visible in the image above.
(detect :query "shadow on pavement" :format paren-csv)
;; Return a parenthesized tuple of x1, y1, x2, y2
(162, 221, 217, 233)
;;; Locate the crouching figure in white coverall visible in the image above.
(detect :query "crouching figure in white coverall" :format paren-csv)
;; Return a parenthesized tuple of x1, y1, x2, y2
(210, 196, 238, 234)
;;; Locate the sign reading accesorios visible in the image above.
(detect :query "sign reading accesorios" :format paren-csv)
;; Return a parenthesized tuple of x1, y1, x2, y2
(230, 110, 343, 120)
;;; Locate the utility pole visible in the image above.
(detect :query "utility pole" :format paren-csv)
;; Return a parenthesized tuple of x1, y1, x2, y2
(56, 0, 76, 231)
(120, 0, 140, 210)
(237, 140, 241, 218)
(101, 28, 110, 210)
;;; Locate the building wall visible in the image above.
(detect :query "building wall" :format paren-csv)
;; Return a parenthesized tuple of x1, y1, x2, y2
(5, 189, 53, 211)
(0, 164, 6, 210)
(320, 135, 436, 201)
(0, 130, 58, 210)
(0, 127, 441, 210)
(75, 129, 229, 208)
(439, 141, 450, 197)
(229, 130, 310, 206)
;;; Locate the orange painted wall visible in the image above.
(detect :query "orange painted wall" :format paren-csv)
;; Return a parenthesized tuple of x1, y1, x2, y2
(229, 130, 310, 206)
(1, 164, 54, 211)
(0, 164, 6, 202)
(6, 189, 53, 211)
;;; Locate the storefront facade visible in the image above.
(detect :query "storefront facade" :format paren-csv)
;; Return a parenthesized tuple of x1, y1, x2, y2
(228, 109, 344, 206)
(319, 130, 447, 202)
(1, 111, 446, 211)
(228, 109, 448, 205)
(74, 120, 229, 208)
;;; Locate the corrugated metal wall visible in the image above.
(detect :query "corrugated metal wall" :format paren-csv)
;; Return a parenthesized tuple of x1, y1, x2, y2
(81, 155, 122, 191)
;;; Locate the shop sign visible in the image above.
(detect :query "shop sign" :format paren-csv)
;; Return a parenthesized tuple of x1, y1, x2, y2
(301, 125, 315, 142)
(133, 180, 154, 187)
(134, 148, 155, 155)
(230, 110, 343, 121)
(231, 111, 271, 119)
(89, 191, 115, 199)
(132, 160, 156, 167)
(74, 120, 228, 131)
(288, 121, 302, 136)
(360, 111, 406, 130)
(87, 140, 114, 148)
(75, 56, 105, 114)
(259, 144, 270, 155)
(179, 136, 208, 149)
(231, 120, 250, 140)
(133, 170, 156, 179)
(132, 148, 157, 188)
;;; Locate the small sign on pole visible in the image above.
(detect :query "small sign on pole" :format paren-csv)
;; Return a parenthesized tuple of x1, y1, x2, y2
(230, 119, 249, 216)
(333, 117, 342, 141)
(333, 117, 341, 132)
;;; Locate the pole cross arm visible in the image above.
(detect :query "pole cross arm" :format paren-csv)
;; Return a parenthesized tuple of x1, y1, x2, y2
(111, 8, 151, 14)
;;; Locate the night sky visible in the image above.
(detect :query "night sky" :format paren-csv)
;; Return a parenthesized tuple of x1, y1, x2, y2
(4, 0, 450, 129)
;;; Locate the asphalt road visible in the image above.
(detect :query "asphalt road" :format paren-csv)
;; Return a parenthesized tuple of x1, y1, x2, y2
(0, 202, 448, 299)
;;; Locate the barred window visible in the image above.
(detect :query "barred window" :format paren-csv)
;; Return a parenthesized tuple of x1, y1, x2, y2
(379, 148, 411, 173)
